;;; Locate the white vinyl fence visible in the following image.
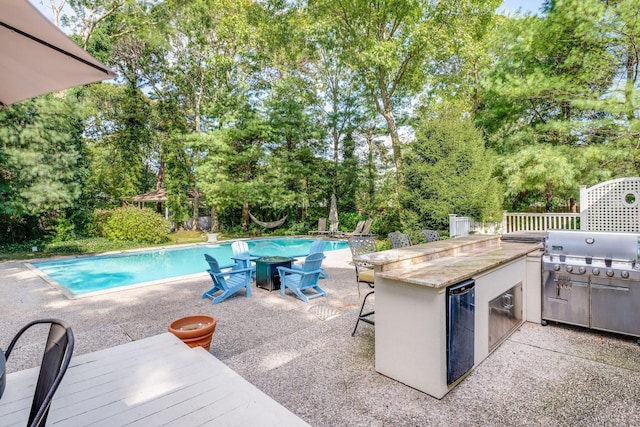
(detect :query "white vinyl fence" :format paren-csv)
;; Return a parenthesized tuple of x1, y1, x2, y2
(449, 212, 579, 237)
(450, 177, 640, 237)
(503, 212, 580, 233)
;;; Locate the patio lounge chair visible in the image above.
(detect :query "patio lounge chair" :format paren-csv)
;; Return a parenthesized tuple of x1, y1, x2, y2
(4, 319, 74, 427)
(359, 219, 374, 236)
(203, 254, 252, 304)
(422, 229, 441, 242)
(348, 236, 376, 336)
(389, 231, 412, 248)
(344, 220, 365, 236)
(277, 252, 327, 302)
(292, 240, 328, 279)
(309, 218, 330, 235)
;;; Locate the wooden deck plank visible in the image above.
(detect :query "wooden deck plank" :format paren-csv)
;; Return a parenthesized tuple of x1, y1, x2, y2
(53, 343, 217, 402)
(0, 337, 188, 423)
(50, 340, 234, 424)
(110, 349, 306, 426)
(0, 333, 308, 426)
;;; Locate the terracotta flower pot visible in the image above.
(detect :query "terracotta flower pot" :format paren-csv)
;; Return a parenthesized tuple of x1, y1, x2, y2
(168, 315, 217, 351)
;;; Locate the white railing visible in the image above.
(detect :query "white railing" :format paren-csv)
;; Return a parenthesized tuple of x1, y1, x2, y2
(449, 214, 474, 238)
(451, 178, 640, 236)
(503, 212, 580, 233)
(449, 212, 580, 237)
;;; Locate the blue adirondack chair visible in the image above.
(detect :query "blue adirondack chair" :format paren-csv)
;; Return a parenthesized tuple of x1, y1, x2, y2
(277, 252, 327, 302)
(231, 241, 256, 277)
(202, 254, 252, 304)
(292, 240, 329, 279)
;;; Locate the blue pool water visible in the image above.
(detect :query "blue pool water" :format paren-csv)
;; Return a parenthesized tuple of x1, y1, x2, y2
(32, 238, 348, 296)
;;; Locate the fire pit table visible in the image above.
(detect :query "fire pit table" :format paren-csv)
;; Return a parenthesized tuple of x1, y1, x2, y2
(255, 256, 294, 291)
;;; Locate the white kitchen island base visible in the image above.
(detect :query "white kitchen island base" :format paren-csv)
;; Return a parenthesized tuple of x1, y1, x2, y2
(363, 236, 540, 399)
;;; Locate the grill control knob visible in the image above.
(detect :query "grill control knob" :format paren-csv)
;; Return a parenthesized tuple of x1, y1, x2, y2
(553, 264, 561, 271)
(606, 269, 615, 277)
(621, 270, 630, 279)
(578, 266, 586, 274)
(592, 268, 600, 276)
(565, 265, 573, 273)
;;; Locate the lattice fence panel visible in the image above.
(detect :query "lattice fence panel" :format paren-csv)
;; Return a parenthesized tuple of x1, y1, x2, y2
(583, 178, 640, 232)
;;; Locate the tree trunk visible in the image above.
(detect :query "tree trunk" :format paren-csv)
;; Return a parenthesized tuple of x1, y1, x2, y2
(374, 87, 403, 186)
(156, 161, 164, 190)
(49, 0, 64, 27)
(379, 106, 404, 225)
(242, 202, 249, 231)
(625, 41, 637, 121)
(382, 110, 403, 184)
(366, 127, 376, 217)
(190, 72, 204, 232)
(211, 205, 219, 232)
(155, 162, 165, 215)
(192, 186, 200, 231)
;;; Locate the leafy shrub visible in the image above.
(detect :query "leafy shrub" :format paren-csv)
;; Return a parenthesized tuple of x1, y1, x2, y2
(0, 240, 41, 254)
(44, 238, 141, 254)
(103, 206, 170, 244)
(88, 209, 113, 237)
(51, 216, 77, 242)
(284, 221, 309, 236)
(338, 213, 363, 232)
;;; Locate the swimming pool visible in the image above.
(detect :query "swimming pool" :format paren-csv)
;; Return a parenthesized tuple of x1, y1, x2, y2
(32, 238, 348, 297)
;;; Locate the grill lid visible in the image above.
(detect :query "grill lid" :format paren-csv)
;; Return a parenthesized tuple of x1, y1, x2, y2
(544, 230, 640, 262)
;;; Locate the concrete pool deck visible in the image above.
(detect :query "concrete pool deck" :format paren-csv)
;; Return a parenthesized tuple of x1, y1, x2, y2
(2, 248, 640, 426)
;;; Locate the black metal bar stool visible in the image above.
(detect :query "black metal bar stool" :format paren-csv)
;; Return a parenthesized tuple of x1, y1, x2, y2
(348, 236, 377, 336)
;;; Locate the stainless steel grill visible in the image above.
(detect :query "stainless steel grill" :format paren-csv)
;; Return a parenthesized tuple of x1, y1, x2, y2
(542, 230, 640, 342)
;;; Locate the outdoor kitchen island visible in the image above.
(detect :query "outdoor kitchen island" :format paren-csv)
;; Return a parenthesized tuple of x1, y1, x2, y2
(356, 235, 542, 399)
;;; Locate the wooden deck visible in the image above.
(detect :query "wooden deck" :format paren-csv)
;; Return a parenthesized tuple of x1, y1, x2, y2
(0, 333, 309, 426)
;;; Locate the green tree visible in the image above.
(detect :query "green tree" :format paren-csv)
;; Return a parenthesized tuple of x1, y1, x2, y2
(196, 112, 269, 231)
(478, 0, 638, 209)
(400, 106, 502, 231)
(84, 83, 153, 206)
(0, 97, 84, 242)
(310, 0, 500, 189)
(160, 0, 257, 230)
(308, 24, 370, 210)
(154, 100, 191, 227)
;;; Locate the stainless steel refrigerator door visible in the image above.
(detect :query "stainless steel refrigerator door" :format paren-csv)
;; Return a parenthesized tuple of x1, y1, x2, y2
(447, 279, 475, 385)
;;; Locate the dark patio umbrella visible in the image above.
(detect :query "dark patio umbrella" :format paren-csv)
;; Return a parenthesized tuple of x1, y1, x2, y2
(0, 0, 116, 107)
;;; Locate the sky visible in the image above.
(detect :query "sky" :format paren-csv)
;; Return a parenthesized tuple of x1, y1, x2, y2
(499, 0, 546, 15)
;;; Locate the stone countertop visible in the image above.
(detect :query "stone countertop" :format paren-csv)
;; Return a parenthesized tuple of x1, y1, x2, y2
(357, 235, 542, 289)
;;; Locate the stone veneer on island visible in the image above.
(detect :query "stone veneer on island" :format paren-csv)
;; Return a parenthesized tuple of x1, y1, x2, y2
(355, 235, 542, 399)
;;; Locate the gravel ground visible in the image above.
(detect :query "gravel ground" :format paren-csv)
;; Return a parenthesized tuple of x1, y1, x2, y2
(2, 246, 640, 426)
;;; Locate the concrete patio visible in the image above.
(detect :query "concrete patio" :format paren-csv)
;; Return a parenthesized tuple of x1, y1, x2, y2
(2, 247, 640, 426)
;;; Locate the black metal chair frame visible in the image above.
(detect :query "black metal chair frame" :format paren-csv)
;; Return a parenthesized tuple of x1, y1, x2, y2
(388, 231, 412, 249)
(4, 319, 75, 427)
(422, 229, 441, 242)
(348, 236, 377, 336)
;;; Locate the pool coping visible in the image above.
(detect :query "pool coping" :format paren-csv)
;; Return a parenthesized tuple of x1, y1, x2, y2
(24, 261, 211, 299)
